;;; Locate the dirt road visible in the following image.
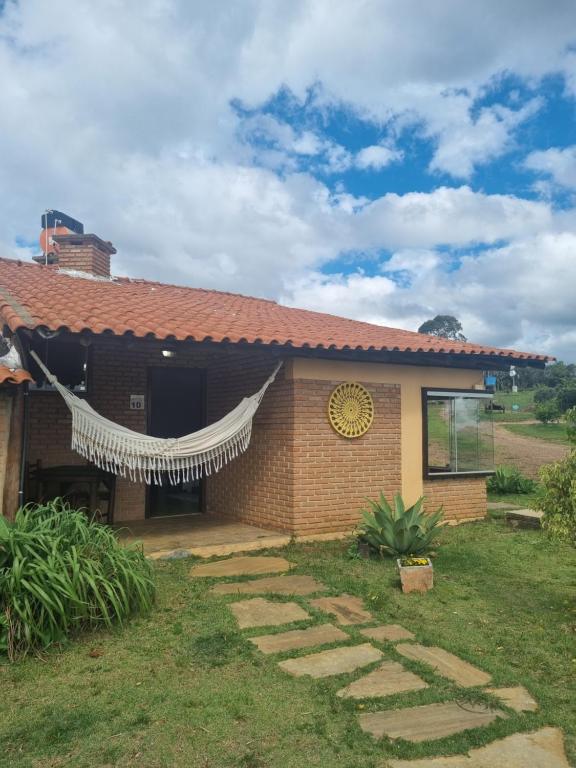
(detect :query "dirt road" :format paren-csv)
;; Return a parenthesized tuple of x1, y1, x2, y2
(494, 423, 570, 478)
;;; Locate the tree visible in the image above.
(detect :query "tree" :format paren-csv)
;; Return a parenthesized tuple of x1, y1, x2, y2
(417, 315, 467, 342)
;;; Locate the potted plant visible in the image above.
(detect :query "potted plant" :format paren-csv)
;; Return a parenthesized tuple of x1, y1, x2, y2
(355, 492, 444, 593)
(397, 555, 434, 594)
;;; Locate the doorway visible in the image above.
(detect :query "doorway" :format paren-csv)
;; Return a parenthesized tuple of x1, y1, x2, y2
(147, 366, 206, 518)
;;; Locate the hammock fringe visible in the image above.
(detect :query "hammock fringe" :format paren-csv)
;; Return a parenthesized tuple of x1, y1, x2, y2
(29, 351, 281, 486)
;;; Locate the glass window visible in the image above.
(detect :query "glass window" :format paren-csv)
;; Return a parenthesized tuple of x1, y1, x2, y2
(27, 337, 89, 393)
(424, 390, 494, 476)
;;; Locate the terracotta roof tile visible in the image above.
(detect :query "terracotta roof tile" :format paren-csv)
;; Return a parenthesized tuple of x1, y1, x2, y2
(0, 365, 33, 385)
(0, 257, 551, 362)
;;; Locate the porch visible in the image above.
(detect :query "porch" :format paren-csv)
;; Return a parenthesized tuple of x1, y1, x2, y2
(115, 514, 292, 559)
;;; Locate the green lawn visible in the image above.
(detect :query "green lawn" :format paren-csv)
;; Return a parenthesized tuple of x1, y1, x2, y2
(503, 422, 571, 445)
(490, 390, 536, 422)
(1, 523, 575, 767)
(487, 488, 540, 510)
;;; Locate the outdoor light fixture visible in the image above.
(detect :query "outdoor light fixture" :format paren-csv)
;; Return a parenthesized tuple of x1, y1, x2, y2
(162, 349, 176, 358)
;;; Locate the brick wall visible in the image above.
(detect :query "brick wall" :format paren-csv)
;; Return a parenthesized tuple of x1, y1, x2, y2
(291, 378, 402, 535)
(27, 338, 289, 523)
(423, 476, 487, 523)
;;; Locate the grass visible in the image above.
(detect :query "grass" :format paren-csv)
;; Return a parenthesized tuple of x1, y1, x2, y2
(491, 390, 535, 422)
(487, 488, 540, 510)
(1, 522, 575, 767)
(503, 422, 571, 445)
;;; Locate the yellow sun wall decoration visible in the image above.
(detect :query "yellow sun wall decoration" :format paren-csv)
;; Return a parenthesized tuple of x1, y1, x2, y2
(328, 382, 374, 438)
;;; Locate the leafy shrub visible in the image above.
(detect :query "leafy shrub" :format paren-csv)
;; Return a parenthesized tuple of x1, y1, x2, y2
(0, 499, 155, 660)
(556, 384, 576, 414)
(356, 492, 444, 557)
(487, 466, 535, 494)
(565, 406, 576, 446)
(533, 386, 557, 404)
(535, 401, 560, 424)
(538, 451, 576, 545)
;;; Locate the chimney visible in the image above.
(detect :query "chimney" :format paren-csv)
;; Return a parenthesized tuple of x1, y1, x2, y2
(34, 210, 116, 278)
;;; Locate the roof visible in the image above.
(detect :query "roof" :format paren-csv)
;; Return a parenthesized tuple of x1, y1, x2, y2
(0, 365, 33, 385)
(0, 257, 551, 363)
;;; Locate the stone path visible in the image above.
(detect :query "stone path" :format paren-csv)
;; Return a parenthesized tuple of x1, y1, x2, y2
(396, 644, 492, 687)
(487, 685, 538, 712)
(359, 701, 506, 742)
(194, 554, 569, 765)
(361, 624, 415, 642)
(250, 623, 347, 654)
(336, 661, 428, 699)
(211, 574, 324, 596)
(229, 597, 309, 628)
(310, 594, 373, 624)
(190, 555, 293, 578)
(278, 643, 383, 678)
(387, 727, 570, 767)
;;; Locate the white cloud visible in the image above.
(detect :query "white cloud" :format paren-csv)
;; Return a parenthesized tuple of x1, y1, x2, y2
(0, 1, 576, 358)
(525, 145, 576, 189)
(356, 145, 403, 171)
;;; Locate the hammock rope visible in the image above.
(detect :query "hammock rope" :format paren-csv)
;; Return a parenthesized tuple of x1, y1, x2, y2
(29, 351, 283, 485)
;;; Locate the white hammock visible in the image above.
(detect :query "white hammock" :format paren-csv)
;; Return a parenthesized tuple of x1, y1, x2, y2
(30, 351, 282, 485)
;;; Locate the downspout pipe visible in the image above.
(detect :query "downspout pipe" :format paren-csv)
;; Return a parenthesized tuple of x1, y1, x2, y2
(17, 381, 30, 510)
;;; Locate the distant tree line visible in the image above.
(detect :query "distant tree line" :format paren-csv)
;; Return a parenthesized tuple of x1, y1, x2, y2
(417, 315, 576, 423)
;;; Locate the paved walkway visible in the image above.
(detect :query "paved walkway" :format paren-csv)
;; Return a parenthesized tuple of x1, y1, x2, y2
(191, 554, 569, 765)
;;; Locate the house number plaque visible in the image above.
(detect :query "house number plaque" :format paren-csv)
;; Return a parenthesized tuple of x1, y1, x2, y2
(130, 394, 145, 410)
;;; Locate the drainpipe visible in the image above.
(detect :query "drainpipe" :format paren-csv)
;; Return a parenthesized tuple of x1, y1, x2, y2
(17, 381, 30, 510)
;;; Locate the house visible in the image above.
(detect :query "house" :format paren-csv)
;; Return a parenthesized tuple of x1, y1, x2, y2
(0, 216, 550, 535)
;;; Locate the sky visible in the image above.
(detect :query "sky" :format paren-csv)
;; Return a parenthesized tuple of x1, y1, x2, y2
(1, 1, 576, 361)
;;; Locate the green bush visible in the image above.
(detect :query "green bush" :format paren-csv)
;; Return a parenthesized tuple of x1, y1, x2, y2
(538, 451, 576, 545)
(535, 401, 560, 424)
(564, 406, 576, 446)
(533, 386, 556, 404)
(556, 384, 576, 414)
(356, 492, 444, 557)
(0, 499, 155, 660)
(487, 466, 535, 494)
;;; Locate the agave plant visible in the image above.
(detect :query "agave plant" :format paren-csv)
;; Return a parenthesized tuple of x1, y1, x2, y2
(356, 492, 444, 557)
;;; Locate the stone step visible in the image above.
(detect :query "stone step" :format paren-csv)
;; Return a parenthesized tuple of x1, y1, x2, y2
(396, 644, 491, 687)
(359, 700, 506, 742)
(211, 574, 325, 596)
(506, 509, 543, 529)
(360, 624, 415, 642)
(190, 555, 293, 578)
(336, 661, 428, 699)
(388, 727, 569, 767)
(278, 643, 383, 678)
(309, 595, 373, 625)
(249, 623, 347, 654)
(229, 598, 310, 629)
(487, 685, 538, 712)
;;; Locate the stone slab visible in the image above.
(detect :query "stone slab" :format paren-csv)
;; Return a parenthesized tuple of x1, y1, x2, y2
(190, 555, 293, 578)
(229, 598, 309, 629)
(360, 624, 415, 642)
(278, 643, 383, 678)
(387, 727, 569, 767)
(506, 509, 543, 529)
(250, 623, 347, 654)
(211, 574, 325, 596)
(487, 685, 538, 712)
(359, 700, 505, 742)
(396, 644, 491, 687)
(336, 661, 428, 699)
(309, 594, 373, 625)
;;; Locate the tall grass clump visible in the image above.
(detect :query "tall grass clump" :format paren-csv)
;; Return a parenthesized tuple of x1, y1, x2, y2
(0, 499, 155, 660)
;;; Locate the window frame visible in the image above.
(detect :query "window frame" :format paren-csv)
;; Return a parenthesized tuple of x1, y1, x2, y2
(422, 387, 495, 480)
(26, 342, 92, 397)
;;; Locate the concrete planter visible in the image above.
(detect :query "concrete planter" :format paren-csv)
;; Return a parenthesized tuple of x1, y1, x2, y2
(397, 558, 433, 594)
